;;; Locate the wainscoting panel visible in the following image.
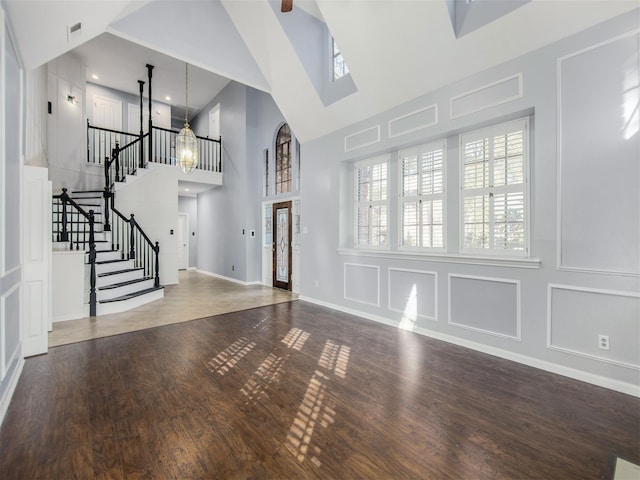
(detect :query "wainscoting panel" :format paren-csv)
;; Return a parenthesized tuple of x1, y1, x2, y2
(388, 104, 438, 138)
(448, 274, 521, 340)
(1, 284, 20, 378)
(450, 73, 522, 119)
(557, 31, 640, 275)
(388, 268, 437, 321)
(344, 125, 380, 152)
(344, 263, 380, 307)
(547, 284, 640, 369)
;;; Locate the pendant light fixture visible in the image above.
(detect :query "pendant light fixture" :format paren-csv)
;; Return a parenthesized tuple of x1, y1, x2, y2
(177, 62, 198, 173)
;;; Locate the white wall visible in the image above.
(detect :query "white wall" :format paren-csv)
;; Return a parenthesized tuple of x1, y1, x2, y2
(299, 10, 640, 395)
(114, 164, 179, 285)
(0, 6, 25, 425)
(193, 81, 250, 282)
(46, 52, 103, 192)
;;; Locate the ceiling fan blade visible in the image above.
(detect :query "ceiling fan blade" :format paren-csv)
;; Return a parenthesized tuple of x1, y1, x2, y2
(281, 0, 293, 12)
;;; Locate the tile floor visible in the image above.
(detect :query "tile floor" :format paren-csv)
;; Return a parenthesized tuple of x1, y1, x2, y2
(48, 270, 297, 347)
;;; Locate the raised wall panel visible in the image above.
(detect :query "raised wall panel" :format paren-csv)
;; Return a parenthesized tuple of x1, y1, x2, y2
(2, 26, 21, 275)
(548, 285, 640, 369)
(1, 284, 20, 379)
(388, 268, 437, 321)
(344, 263, 379, 307)
(388, 104, 437, 138)
(450, 73, 522, 119)
(344, 125, 380, 152)
(557, 32, 640, 275)
(448, 274, 521, 340)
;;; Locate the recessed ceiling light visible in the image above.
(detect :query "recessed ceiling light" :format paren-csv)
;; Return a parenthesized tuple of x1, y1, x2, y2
(165, 96, 171, 101)
(91, 74, 99, 80)
(185, 188, 190, 192)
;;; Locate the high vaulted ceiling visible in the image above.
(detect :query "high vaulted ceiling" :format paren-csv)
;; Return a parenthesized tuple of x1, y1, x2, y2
(3, 0, 637, 142)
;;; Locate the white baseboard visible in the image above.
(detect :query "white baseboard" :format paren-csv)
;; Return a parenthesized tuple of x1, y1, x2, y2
(299, 295, 640, 398)
(187, 267, 197, 271)
(0, 351, 25, 428)
(53, 312, 85, 323)
(195, 269, 261, 286)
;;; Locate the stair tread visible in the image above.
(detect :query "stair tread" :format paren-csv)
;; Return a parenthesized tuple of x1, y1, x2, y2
(99, 276, 154, 290)
(72, 190, 104, 194)
(97, 267, 144, 277)
(99, 286, 163, 304)
(96, 258, 132, 265)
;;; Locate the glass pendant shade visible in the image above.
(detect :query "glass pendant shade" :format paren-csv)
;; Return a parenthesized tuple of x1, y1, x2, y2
(177, 122, 198, 173)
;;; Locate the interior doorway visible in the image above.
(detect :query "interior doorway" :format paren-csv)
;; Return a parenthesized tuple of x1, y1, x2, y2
(272, 201, 292, 290)
(178, 213, 189, 270)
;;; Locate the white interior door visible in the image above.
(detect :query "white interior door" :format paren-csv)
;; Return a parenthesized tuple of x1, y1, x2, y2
(22, 166, 51, 356)
(178, 213, 189, 270)
(94, 95, 122, 163)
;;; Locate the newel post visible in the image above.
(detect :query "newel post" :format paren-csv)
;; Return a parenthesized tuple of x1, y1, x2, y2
(60, 188, 69, 243)
(113, 142, 120, 182)
(129, 214, 136, 260)
(88, 210, 97, 317)
(154, 242, 160, 288)
(103, 187, 111, 232)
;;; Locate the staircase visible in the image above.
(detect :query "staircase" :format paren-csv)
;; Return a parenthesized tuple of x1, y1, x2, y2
(53, 189, 164, 317)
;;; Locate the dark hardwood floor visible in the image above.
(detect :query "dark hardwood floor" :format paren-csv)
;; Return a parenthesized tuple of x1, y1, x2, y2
(1, 300, 638, 479)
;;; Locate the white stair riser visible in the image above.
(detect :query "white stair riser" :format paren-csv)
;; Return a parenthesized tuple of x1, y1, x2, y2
(96, 269, 143, 287)
(89, 259, 135, 275)
(88, 250, 122, 263)
(96, 289, 164, 316)
(97, 279, 156, 301)
(56, 231, 110, 242)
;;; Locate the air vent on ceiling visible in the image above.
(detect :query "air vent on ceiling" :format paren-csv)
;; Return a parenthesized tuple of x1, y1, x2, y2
(67, 22, 82, 42)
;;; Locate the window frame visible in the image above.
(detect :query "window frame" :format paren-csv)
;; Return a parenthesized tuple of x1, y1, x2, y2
(332, 37, 349, 82)
(353, 155, 390, 250)
(459, 117, 530, 257)
(398, 140, 447, 253)
(275, 123, 292, 195)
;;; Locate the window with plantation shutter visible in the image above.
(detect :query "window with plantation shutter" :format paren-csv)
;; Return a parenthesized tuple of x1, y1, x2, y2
(460, 118, 529, 256)
(399, 140, 446, 251)
(354, 155, 389, 248)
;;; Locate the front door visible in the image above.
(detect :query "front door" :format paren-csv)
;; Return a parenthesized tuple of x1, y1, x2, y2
(272, 201, 292, 290)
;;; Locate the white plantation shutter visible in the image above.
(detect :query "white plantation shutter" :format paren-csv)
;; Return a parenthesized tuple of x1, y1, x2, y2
(399, 141, 446, 250)
(354, 156, 389, 247)
(460, 118, 529, 255)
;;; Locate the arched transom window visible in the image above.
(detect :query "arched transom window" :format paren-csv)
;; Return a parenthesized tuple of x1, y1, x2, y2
(275, 123, 292, 194)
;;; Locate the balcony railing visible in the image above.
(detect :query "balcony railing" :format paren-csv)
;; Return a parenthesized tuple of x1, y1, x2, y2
(87, 121, 222, 174)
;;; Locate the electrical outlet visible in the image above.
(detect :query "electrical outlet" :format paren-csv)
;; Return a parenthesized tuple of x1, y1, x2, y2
(314, 280, 319, 288)
(598, 334, 610, 350)
(232, 265, 235, 271)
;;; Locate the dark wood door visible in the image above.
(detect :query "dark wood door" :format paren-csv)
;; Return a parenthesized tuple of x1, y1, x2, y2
(272, 201, 292, 290)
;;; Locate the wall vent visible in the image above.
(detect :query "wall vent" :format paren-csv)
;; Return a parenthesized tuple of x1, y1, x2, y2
(67, 22, 82, 42)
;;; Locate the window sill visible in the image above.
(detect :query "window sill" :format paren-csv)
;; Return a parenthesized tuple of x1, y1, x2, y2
(337, 248, 541, 269)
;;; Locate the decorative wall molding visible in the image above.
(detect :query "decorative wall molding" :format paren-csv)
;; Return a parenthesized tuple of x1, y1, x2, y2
(387, 104, 438, 138)
(547, 284, 640, 371)
(1, 282, 19, 379)
(448, 274, 521, 341)
(298, 295, 639, 397)
(556, 30, 640, 277)
(388, 267, 438, 322)
(449, 73, 522, 119)
(344, 125, 380, 152)
(343, 263, 380, 307)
